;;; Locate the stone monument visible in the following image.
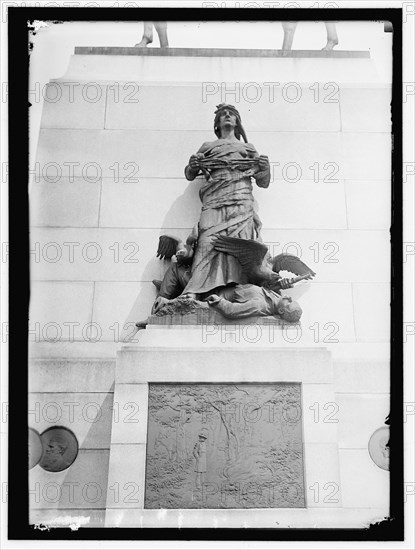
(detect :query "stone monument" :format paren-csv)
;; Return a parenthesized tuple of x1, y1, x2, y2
(121, 101, 327, 520)
(29, 38, 391, 529)
(140, 103, 315, 327)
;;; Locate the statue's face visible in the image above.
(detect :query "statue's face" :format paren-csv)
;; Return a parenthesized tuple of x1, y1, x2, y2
(175, 244, 187, 258)
(279, 296, 293, 310)
(285, 301, 301, 315)
(218, 109, 237, 131)
(278, 297, 302, 321)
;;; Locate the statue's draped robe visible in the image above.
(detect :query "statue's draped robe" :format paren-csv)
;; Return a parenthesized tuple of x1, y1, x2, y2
(183, 140, 260, 295)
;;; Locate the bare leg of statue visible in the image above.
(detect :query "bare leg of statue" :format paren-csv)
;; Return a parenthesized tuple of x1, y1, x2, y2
(135, 22, 153, 47)
(282, 21, 338, 51)
(322, 22, 339, 50)
(154, 22, 169, 48)
(135, 22, 169, 48)
(281, 22, 298, 51)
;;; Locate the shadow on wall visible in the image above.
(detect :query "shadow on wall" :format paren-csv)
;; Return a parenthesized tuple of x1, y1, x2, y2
(56, 390, 113, 509)
(156, 176, 203, 230)
(120, 179, 202, 341)
(29, 391, 114, 513)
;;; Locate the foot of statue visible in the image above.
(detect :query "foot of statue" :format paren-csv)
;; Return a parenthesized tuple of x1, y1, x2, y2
(135, 319, 148, 330)
(321, 38, 339, 51)
(134, 37, 152, 47)
(152, 296, 170, 314)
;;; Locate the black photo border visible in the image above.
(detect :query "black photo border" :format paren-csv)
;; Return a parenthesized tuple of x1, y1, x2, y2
(8, 5, 403, 542)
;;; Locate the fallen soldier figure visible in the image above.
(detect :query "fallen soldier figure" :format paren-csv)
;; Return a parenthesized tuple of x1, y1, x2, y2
(207, 283, 303, 323)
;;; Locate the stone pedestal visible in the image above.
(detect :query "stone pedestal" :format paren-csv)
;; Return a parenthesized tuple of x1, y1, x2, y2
(104, 326, 388, 528)
(106, 331, 343, 527)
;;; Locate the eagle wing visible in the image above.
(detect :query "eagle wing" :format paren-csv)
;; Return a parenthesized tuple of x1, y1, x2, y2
(272, 253, 316, 277)
(156, 235, 182, 260)
(213, 236, 268, 277)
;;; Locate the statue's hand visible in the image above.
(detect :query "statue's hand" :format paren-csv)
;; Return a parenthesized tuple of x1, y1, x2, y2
(258, 155, 269, 171)
(278, 278, 294, 290)
(189, 153, 204, 170)
(207, 294, 221, 306)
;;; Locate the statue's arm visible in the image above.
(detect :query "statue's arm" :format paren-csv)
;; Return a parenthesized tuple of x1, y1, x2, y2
(247, 143, 270, 189)
(184, 161, 200, 181)
(255, 162, 271, 188)
(185, 142, 211, 181)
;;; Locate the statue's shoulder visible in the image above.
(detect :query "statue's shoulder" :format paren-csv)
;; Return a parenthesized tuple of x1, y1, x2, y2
(198, 140, 215, 153)
(244, 142, 258, 155)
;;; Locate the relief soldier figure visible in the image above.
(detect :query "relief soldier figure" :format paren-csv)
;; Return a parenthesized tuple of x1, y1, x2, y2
(193, 429, 208, 490)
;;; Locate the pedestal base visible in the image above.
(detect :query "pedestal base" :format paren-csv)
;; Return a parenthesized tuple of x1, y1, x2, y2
(105, 329, 347, 527)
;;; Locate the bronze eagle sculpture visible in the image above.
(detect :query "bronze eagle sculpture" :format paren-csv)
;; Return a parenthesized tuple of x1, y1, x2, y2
(213, 236, 316, 293)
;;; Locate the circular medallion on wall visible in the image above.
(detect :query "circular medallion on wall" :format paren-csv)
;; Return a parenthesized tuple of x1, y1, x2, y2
(39, 427, 79, 473)
(28, 428, 43, 469)
(368, 426, 390, 471)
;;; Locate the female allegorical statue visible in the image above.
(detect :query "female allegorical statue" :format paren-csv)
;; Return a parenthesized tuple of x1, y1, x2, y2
(183, 104, 270, 297)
